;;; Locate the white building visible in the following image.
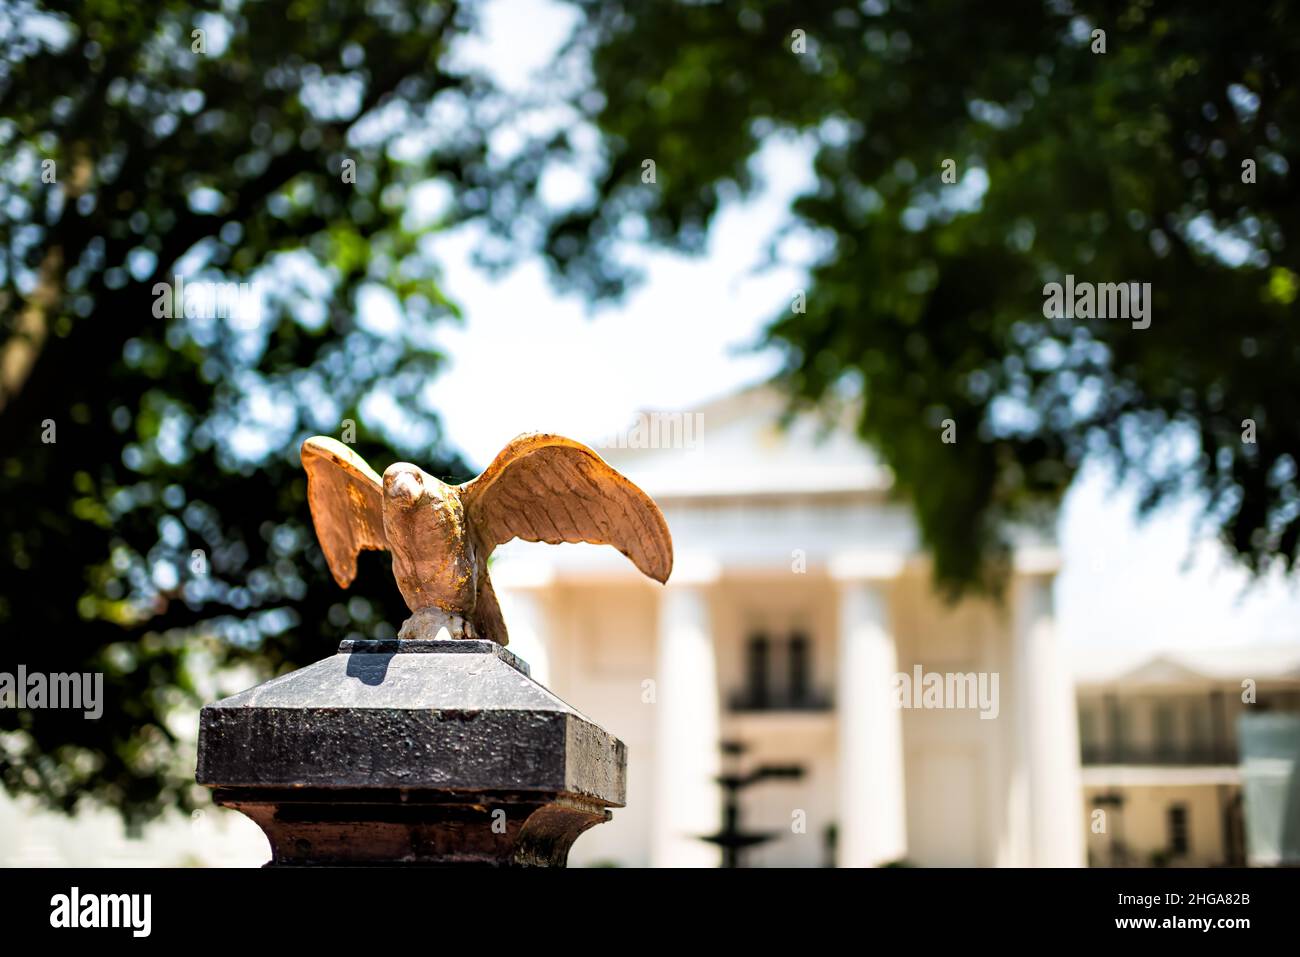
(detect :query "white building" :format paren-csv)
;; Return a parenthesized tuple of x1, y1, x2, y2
(493, 385, 1085, 867)
(1073, 645, 1300, 867)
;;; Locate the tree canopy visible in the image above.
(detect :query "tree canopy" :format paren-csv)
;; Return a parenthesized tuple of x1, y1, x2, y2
(542, 0, 1300, 592)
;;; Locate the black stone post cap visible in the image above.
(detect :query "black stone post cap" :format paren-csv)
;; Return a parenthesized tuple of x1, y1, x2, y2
(196, 639, 626, 866)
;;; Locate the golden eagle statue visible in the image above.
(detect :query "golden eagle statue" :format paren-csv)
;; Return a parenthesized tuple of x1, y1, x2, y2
(300, 433, 673, 645)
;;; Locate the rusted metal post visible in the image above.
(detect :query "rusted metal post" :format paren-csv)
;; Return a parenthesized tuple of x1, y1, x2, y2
(196, 638, 625, 866)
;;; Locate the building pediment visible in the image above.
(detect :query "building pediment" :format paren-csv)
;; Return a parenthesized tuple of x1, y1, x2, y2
(1116, 655, 1214, 687)
(595, 384, 891, 500)
(1072, 645, 1300, 687)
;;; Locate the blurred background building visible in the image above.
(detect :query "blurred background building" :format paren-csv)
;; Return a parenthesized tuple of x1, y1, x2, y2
(494, 384, 1081, 867)
(1075, 645, 1300, 867)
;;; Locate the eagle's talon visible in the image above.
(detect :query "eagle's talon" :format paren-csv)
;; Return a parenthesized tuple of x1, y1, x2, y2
(398, 607, 472, 641)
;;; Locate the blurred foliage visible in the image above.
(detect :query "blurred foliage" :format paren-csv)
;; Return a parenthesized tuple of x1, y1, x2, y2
(0, 0, 516, 827)
(540, 0, 1300, 594)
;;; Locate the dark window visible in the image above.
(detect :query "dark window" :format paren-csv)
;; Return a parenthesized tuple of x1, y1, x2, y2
(731, 629, 828, 712)
(788, 631, 810, 705)
(1167, 804, 1190, 856)
(745, 633, 770, 708)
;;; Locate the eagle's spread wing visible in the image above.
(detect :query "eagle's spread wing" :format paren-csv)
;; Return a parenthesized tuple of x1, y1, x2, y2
(301, 436, 388, 588)
(460, 433, 673, 583)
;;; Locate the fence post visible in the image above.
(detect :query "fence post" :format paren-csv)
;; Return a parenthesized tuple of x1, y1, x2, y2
(195, 637, 625, 866)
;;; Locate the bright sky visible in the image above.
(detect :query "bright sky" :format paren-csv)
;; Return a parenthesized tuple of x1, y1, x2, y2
(422, 0, 1300, 653)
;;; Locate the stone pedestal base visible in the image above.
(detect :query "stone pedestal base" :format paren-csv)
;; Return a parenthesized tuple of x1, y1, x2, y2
(212, 787, 611, 866)
(196, 639, 625, 867)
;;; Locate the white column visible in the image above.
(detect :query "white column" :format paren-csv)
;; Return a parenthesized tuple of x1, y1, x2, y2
(651, 558, 721, 868)
(496, 588, 551, 688)
(490, 559, 555, 687)
(1013, 560, 1086, 867)
(832, 553, 907, 867)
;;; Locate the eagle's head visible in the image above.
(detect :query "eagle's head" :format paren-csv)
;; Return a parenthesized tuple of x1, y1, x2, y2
(382, 462, 447, 510)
